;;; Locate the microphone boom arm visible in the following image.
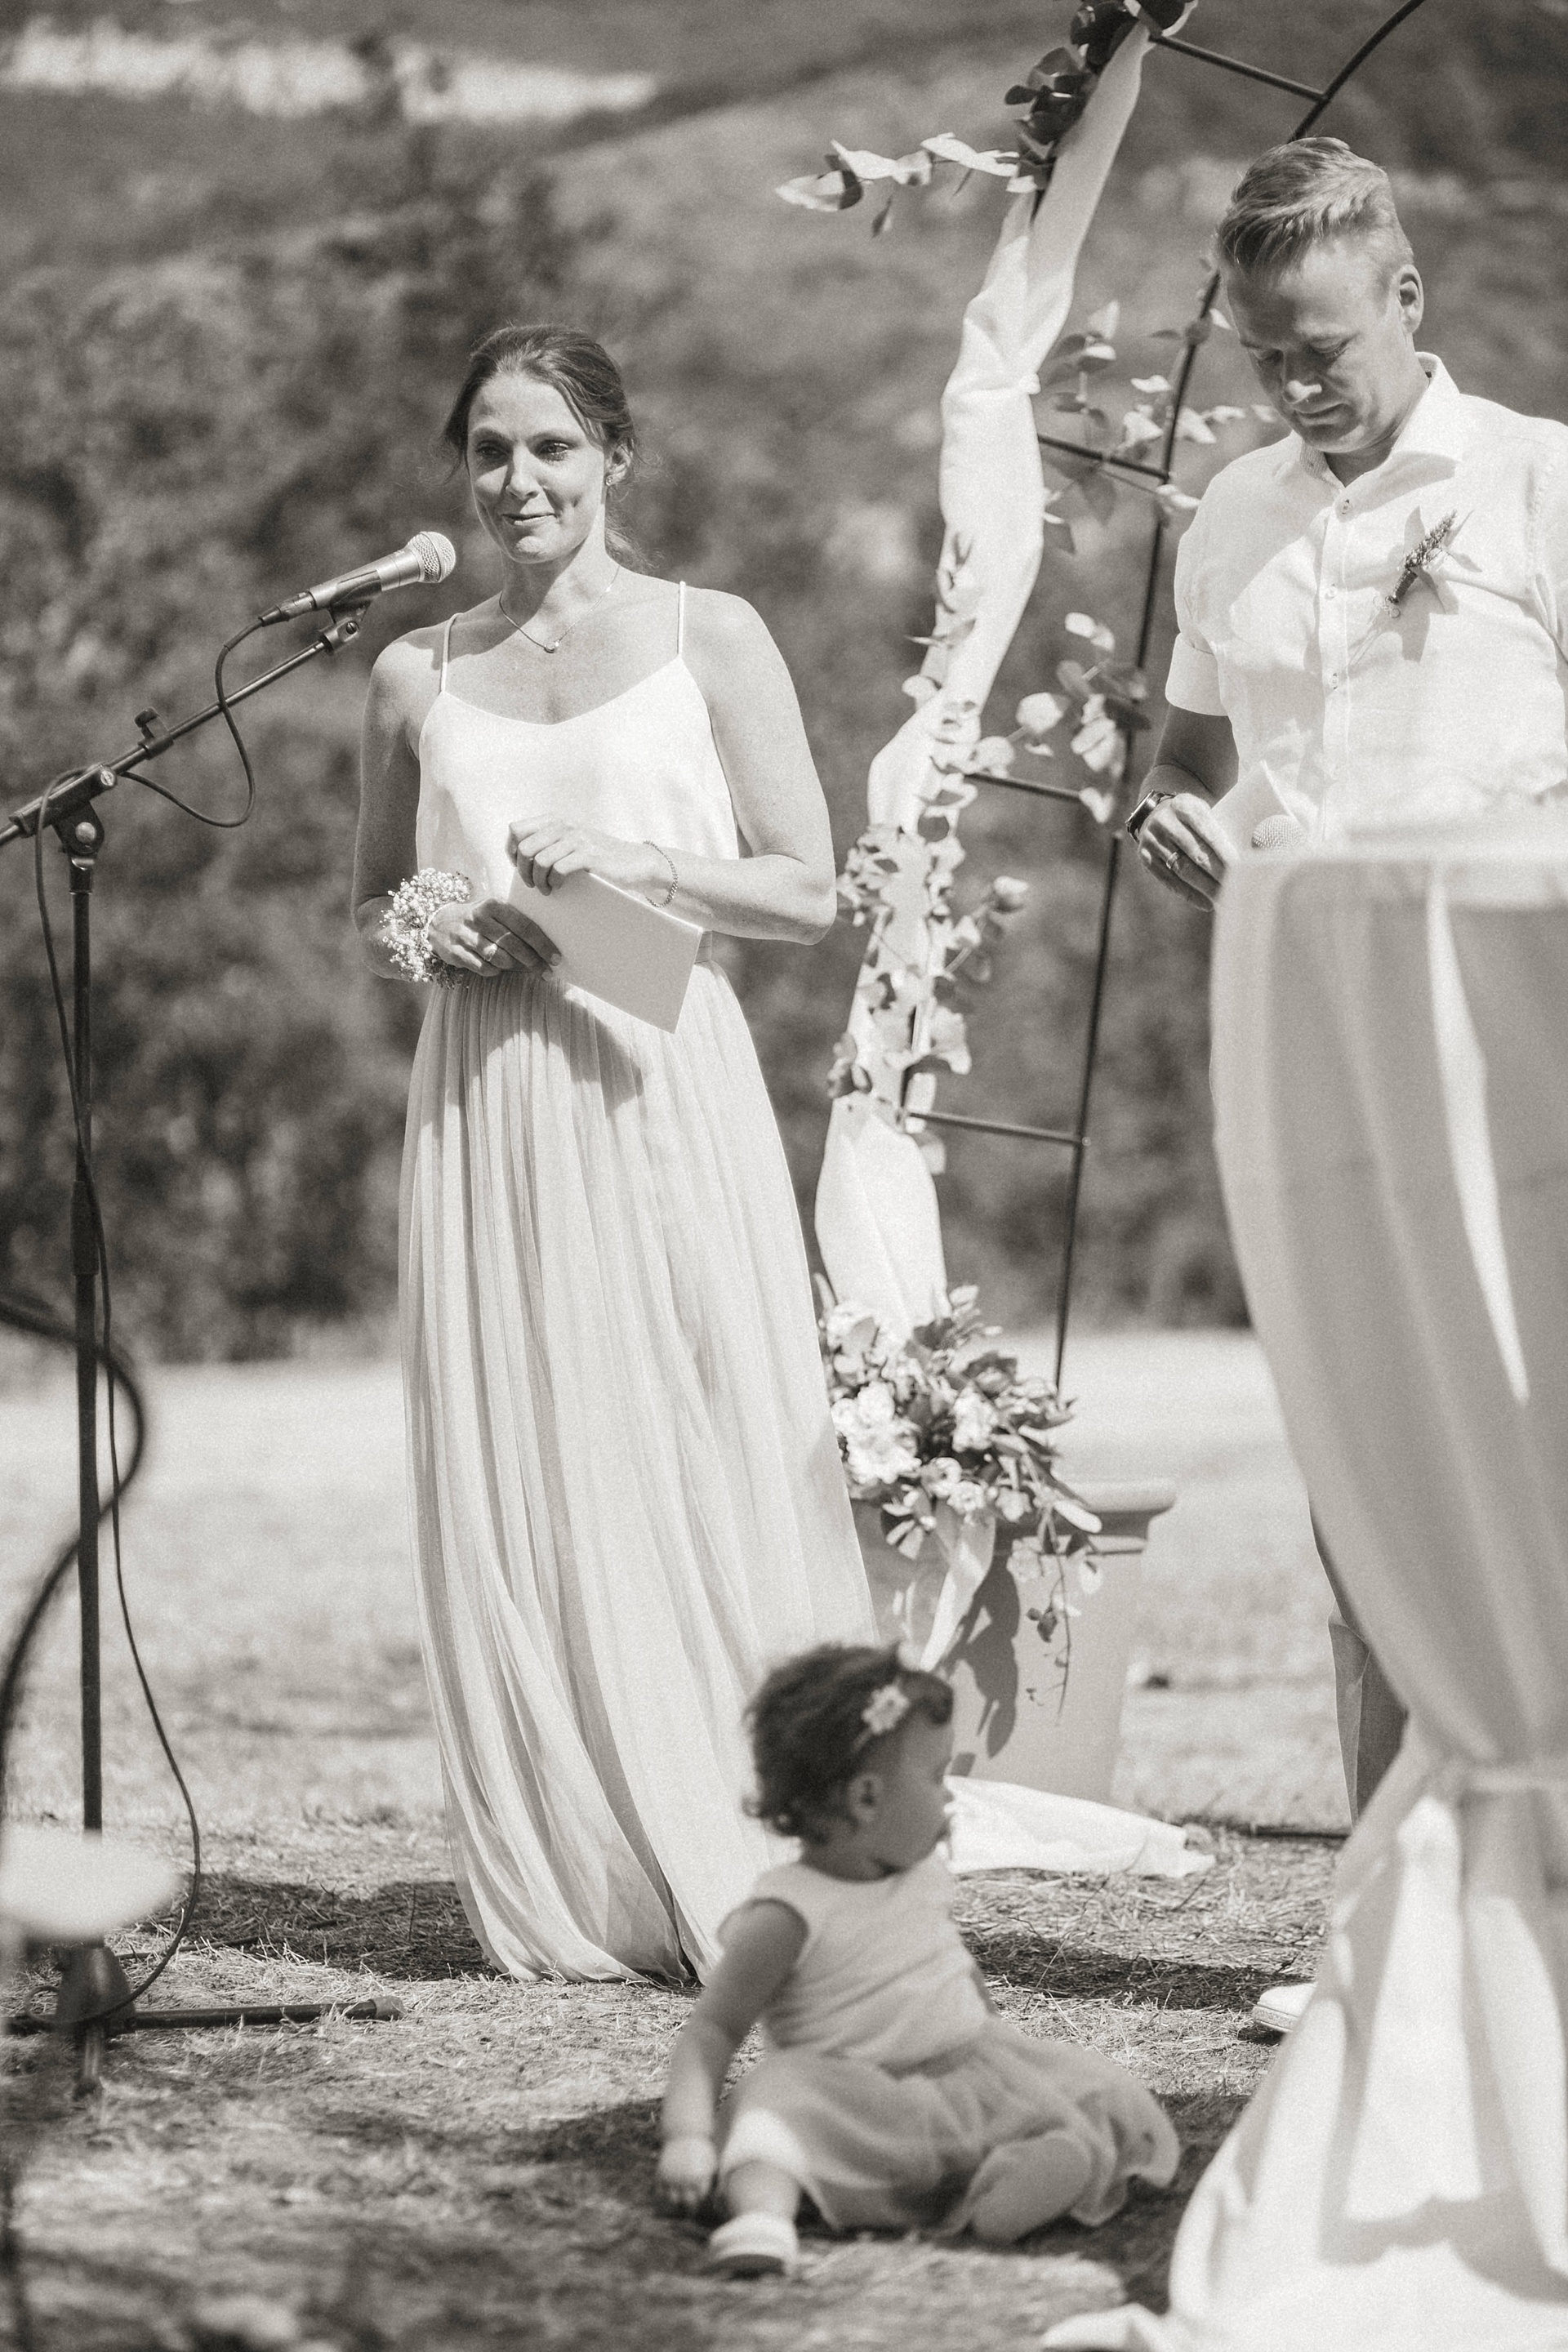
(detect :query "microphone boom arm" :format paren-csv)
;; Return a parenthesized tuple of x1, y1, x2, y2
(0, 598, 372, 853)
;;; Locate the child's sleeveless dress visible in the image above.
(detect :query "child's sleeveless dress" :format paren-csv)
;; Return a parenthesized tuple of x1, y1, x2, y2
(718, 1855, 1178, 2230)
(399, 587, 876, 1983)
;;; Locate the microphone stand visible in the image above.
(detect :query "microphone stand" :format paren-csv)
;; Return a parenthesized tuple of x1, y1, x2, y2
(2, 598, 402, 2091)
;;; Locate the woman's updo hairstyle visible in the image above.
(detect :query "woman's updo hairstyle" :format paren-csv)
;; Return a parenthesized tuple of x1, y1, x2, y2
(442, 324, 637, 481)
(746, 1642, 952, 1843)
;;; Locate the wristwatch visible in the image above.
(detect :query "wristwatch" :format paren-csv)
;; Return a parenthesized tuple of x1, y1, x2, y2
(1125, 789, 1174, 844)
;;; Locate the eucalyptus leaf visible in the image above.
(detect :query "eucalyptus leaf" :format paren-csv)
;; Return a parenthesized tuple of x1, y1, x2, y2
(777, 168, 862, 213)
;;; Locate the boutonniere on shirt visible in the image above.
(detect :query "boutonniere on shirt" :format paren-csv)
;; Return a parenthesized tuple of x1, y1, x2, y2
(1387, 510, 1460, 611)
(1350, 509, 1465, 671)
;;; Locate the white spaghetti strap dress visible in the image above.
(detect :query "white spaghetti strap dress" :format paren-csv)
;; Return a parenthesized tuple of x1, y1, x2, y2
(399, 586, 876, 1983)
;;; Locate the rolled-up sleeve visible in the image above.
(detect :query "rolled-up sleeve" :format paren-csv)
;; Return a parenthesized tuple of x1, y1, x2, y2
(1165, 500, 1227, 715)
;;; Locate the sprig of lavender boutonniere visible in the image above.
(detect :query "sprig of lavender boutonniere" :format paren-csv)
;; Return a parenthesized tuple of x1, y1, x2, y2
(1388, 510, 1459, 611)
(1351, 510, 1463, 672)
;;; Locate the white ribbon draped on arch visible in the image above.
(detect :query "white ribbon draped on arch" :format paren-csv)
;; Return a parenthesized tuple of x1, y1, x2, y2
(813, 7, 1193, 1339)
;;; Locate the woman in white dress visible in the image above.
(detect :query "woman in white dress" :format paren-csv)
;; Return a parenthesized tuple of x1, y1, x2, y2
(351, 326, 875, 1984)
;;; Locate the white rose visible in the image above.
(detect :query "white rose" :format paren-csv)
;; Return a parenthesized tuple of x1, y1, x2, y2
(854, 1382, 898, 1428)
(835, 1386, 921, 1489)
(844, 1426, 921, 1489)
(951, 1390, 996, 1453)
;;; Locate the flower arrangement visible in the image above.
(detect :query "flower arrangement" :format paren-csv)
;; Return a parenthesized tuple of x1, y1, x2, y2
(821, 1285, 1102, 1673)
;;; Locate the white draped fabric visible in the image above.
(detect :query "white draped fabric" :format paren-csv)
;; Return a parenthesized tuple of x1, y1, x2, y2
(1049, 811, 1568, 2350)
(815, 10, 1191, 1333)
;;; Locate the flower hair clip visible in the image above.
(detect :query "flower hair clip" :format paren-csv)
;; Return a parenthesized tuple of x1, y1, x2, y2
(858, 1682, 911, 1744)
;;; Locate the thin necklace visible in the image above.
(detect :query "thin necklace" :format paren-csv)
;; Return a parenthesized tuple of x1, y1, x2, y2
(501, 565, 621, 655)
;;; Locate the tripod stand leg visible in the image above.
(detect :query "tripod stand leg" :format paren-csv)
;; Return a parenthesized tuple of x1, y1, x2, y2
(53, 1943, 134, 2099)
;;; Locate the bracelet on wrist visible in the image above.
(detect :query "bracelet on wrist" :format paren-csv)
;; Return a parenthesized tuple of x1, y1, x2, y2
(383, 868, 473, 985)
(644, 841, 679, 910)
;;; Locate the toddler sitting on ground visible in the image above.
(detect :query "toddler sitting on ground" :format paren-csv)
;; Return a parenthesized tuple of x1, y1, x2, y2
(656, 1642, 1178, 2276)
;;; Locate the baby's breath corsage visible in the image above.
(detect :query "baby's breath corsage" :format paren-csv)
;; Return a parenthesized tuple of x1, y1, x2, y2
(384, 868, 472, 986)
(858, 1682, 912, 1745)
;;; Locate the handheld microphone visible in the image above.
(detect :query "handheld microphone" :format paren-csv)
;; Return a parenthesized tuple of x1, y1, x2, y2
(258, 532, 457, 626)
(1252, 813, 1307, 852)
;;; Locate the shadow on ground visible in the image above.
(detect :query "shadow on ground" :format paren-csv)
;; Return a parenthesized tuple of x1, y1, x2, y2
(18, 2083, 1250, 2352)
(194, 1873, 497, 1979)
(969, 1936, 1299, 2012)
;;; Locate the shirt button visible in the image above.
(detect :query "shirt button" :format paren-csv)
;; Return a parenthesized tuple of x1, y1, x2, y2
(1324, 586, 1337, 599)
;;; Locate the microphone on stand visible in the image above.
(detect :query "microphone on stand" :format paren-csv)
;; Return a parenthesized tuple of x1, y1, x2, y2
(257, 532, 457, 625)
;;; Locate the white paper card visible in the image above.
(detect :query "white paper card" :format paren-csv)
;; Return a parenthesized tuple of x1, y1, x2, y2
(506, 867, 705, 1032)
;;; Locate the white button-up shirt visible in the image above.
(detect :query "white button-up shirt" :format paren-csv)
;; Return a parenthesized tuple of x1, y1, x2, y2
(1166, 358, 1568, 838)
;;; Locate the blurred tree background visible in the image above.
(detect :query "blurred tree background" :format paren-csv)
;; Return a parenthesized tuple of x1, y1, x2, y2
(0, 0, 1563, 1359)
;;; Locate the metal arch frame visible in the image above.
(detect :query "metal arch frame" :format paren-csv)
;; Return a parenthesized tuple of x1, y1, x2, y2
(921, 0, 1433, 1387)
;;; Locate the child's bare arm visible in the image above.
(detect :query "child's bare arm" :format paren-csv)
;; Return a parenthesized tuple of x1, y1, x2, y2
(656, 1901, 805, 2213)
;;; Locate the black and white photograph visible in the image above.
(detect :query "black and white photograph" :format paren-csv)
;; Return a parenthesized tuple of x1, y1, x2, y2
(1, 2, 1565, 2345)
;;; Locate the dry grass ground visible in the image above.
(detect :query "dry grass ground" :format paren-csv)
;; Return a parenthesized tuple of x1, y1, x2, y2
(0, 1333, 1343, 2350)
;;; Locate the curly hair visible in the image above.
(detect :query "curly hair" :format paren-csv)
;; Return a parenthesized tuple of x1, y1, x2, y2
(746, 1643, 953, 1843)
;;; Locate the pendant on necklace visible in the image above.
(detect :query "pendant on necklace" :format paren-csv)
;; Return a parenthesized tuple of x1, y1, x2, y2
(506, 564, 619, 657)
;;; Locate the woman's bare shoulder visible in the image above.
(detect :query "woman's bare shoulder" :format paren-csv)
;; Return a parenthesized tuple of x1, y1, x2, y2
(681, 584, 770, 647)
(370, 602, 486, 724)
(372, 619, 437, 685)
(679, 588, 782, 697)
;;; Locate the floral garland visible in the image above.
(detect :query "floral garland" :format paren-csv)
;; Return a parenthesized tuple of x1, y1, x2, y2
(822, 1287, 1102, 1678)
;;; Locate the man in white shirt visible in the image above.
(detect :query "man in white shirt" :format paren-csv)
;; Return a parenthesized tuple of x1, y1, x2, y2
(1127, 139, 1568, 2023)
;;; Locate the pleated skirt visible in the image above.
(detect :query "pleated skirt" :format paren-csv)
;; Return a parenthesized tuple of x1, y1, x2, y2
(399, 961, 875, 1982)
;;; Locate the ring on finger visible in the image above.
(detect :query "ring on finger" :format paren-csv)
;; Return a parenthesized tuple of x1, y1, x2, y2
(482, 940, 500, 963)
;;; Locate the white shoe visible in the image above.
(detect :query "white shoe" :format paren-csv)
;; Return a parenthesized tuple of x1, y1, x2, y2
(1251, 1980, 1312, 2035)
(706, 2212, 799, 2278)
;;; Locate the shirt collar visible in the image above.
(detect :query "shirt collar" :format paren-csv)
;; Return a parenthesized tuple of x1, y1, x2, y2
(1293, 355, 1470, 487)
